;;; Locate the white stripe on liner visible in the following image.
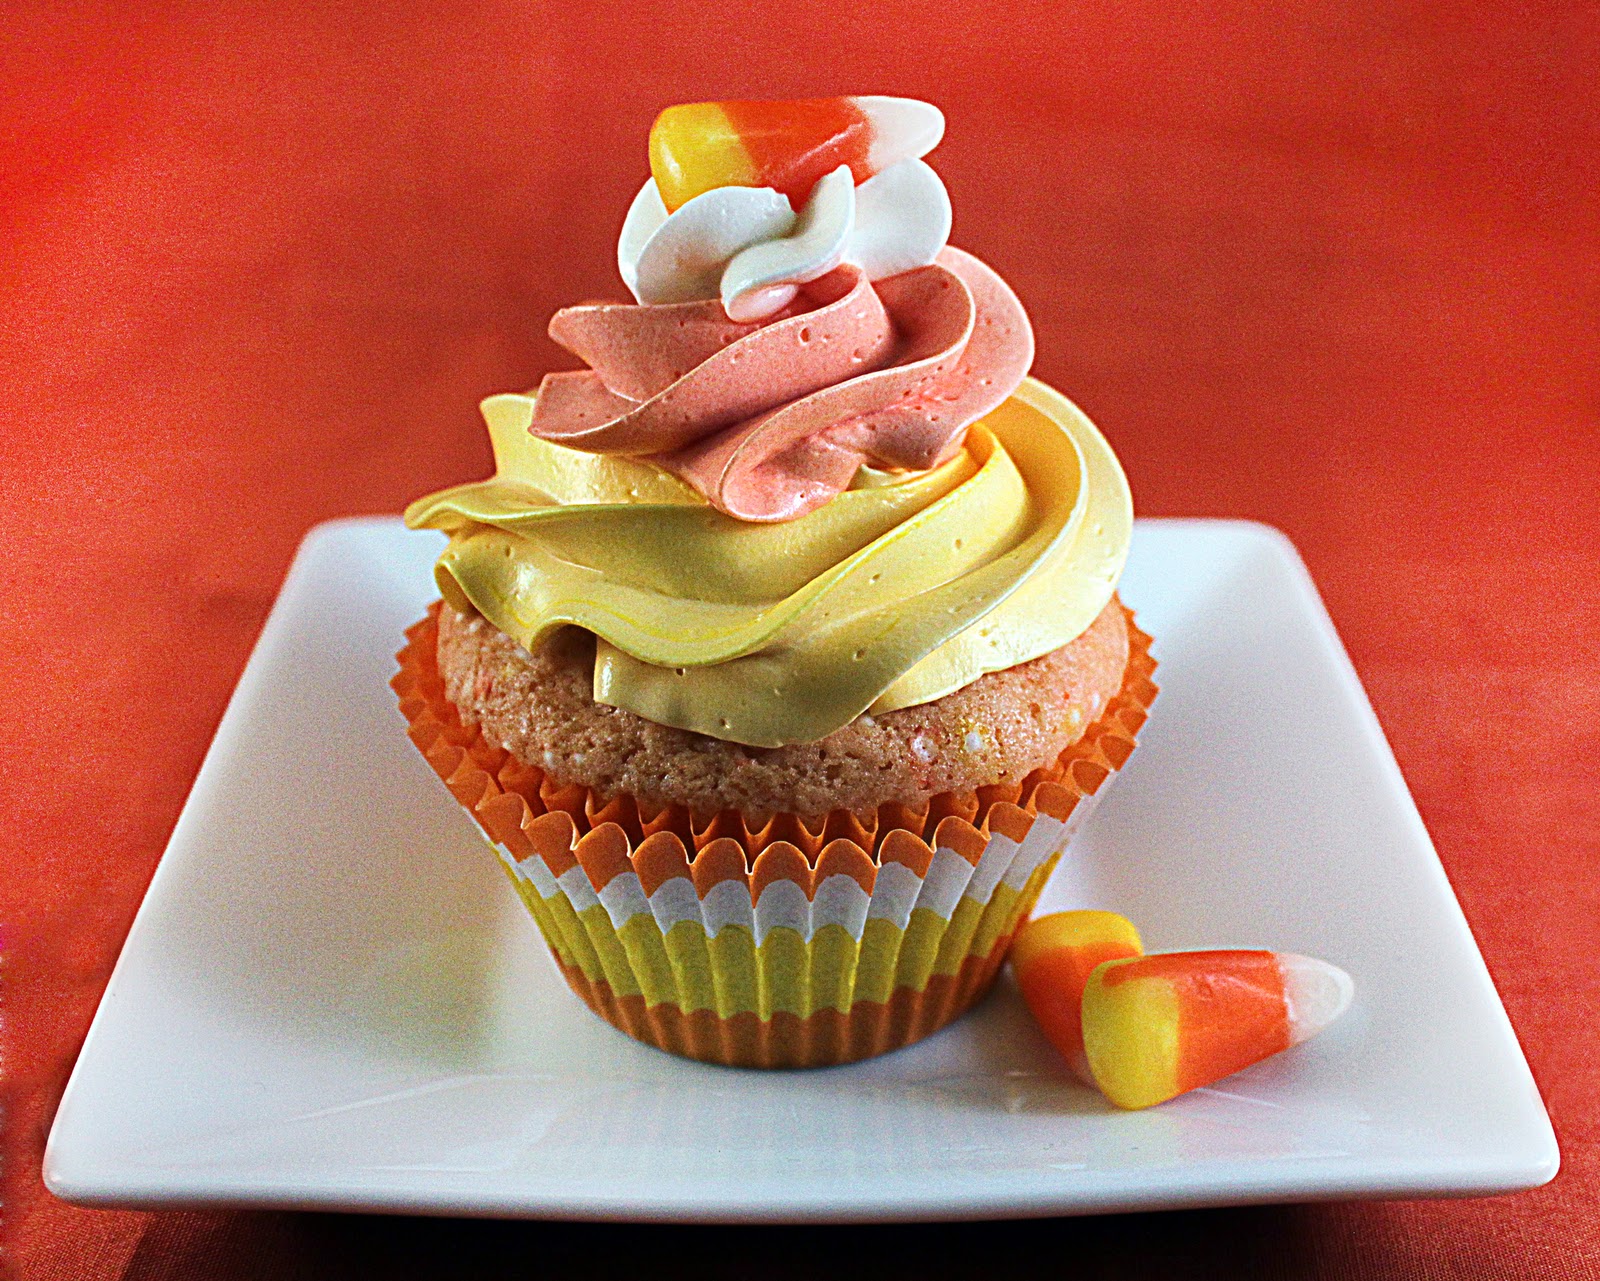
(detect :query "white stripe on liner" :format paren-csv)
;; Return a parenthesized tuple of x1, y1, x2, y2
(1060, 789, 1105, 843)
(494, 793, 1106, 943)
(812, 874, 872, 940)
(596, 870, 651, 930)
(752, 878, 811, 946)
(646, 876, 702, 934)
(700, 878, 755, 939)
(555, 864, 601, 914)
(865, 860, 925, 930)
(517, 854, 561, 899)
(912, 846, 978, 922)
(617, 873, 878, 943)
(965, 832, 1021, 904)
(1002, 812, 1071, 890)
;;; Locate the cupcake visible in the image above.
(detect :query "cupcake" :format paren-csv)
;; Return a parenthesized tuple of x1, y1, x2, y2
(395, 96, 1156, 1067)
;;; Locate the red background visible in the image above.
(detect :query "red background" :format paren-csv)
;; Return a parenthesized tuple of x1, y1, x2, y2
(4, 2, 1597, 1276)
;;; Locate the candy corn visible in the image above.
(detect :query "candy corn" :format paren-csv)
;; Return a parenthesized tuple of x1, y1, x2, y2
(649, 96, 944, 213)
(1081, 950, 1353, 1110)
(1010, 911, 1143, 1083)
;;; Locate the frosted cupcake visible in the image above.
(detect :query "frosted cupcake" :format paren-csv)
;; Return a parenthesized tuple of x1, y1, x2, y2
(396, 97, 1156, 1067)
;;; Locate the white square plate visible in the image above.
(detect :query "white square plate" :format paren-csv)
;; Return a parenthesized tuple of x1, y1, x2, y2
(44, 518, 1557, 1222)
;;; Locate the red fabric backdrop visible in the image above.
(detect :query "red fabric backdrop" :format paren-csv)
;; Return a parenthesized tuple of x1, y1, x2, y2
(4, 2, 1596, 1276)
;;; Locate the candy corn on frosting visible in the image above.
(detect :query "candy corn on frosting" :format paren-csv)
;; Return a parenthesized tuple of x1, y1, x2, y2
(397, 97, 1157, 1066)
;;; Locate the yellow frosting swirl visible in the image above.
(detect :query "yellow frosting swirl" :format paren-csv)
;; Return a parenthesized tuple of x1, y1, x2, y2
(404, 377, 1131, 747)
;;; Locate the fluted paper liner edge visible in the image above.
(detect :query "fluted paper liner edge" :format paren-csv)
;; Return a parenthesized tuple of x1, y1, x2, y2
(394, 601, 1157, 1067)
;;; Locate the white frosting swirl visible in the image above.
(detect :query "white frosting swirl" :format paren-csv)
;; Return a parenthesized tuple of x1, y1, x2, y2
(618, 157, 954, 323)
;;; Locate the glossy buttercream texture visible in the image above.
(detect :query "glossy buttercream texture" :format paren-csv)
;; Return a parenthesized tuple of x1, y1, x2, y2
(531, 248, 1029, 522)
(405, 97, 1133, 747)
(405, 377, 1130, 747)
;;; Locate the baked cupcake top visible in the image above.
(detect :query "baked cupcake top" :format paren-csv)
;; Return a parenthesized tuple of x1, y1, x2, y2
(406, 97, 1132, 748)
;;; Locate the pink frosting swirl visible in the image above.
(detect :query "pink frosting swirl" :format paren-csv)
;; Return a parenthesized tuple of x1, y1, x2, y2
(528, 246, 1034, 522)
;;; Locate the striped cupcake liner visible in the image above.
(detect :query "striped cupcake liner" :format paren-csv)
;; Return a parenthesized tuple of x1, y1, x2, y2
(394, 604, 1157, 1068)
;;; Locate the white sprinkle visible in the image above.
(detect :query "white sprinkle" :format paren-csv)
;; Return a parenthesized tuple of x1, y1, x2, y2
(912, 734, 937, 763)
(858, 714, 877, 730)
(543, 750, 558, 769)
(963, 730, 984, 754)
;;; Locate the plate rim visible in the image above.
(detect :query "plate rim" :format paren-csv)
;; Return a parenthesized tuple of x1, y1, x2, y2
(42, 516, 1561, 1221)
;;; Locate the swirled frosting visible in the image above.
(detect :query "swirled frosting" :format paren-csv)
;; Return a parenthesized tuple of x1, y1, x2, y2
(404, 98, 1134, 747)
(406, 377, 1131, 747)
(621, 156, 952, 322)
(531, 247, 1031, 522)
